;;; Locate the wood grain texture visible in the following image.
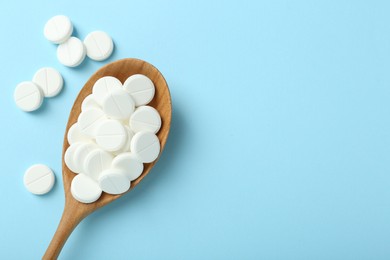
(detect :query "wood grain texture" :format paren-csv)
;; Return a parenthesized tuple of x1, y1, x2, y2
(43, 58, 172, 260)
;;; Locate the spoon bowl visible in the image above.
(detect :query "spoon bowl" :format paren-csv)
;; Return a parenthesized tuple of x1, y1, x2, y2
(43, 58, 171, 259)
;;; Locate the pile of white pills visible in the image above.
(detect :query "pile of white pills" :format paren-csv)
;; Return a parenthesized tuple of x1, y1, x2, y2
(14, 67, 63, 111)
(65, 74, 161, 203)
(44, 15, 114, 67)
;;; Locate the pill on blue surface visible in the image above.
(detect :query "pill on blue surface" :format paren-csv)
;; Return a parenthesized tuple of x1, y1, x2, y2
(24, 164, 55, 195)
(44, 15, 73, 44)
(32, 67, 63, 98)
(14, 81, 43, 112)
(57, 37, 86, 67)
(84, 31, 114, 61)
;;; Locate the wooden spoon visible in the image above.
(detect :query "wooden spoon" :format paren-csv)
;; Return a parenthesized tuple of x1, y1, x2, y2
(43, 58, 172, 259)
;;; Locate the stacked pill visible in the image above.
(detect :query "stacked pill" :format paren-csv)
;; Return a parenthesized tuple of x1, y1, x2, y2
(65, 74, 161, 203)
(44, 15, 114, 67)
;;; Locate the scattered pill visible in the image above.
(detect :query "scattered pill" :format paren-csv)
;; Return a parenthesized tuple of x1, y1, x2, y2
(102, 88, 135, 120)
(112, 153, 144, 181)
(95, 120, 127, 151)
(84, 31, 114, 61)
(81, 94, 100, 111)
(67, 123, 91, 144)
(84, 149, 113, 180)
(57, 36, 86, 67)
(98, 169, 130, 195)
(92, 76, 122, 105)
(44, 15, 73, 44)
(64, 142, 83, 173)
(77, 108, 106, 136)
(24, 164, 55, 195)
(71, 174, 102, 203)
(131, 131, 160, 163)
(32, 67, 64, 98)
(123, 74, 155, 106)
(14, 81, 43, 112)
(130, 106, 161, 133)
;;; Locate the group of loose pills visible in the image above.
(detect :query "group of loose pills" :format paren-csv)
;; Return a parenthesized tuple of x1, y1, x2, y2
(66, 74, 161, 203)
(14, 15, 114, 112)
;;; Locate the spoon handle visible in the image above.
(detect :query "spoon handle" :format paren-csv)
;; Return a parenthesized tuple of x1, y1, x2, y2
(43, 202, 85, 259)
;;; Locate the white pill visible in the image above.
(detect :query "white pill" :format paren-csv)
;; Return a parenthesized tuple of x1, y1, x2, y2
(57, 37, 86, 67)
(92, 76, 122, 105)
(67, 123, 91, 144)
(98, 169, 130, 195)
(77, 108, 106, 136)
(129, 106, 161, 133)
(64, 142, 83, 173)
(14, 81, 43, 112)
(81, 94, 100, 111)
(131, 131, 160, 163)
(112, 153, 144, 181)
(44, 15, 73, 44)
(95, 120, 127, 152)
(71, 174, 102, 203)
(24, 164, 55, 195)
(123, 74, 155, 106)
(32, 67, 63, 98)
(84, 149, 113, 180)
(84, 31, 114, 61)
(122, 126, 134, 152)
(73, 143, 97, 173)
(102, 88, 135, 120)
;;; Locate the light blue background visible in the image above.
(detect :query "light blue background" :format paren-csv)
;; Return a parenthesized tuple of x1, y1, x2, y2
(1, 0, 390, 259)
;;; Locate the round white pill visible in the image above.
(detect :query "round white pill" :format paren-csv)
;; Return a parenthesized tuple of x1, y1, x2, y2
(112, 153, 144, 181)
(44, 15, 73, 44)
(73, 143, 97, 173)
(98, 169, 130, 195)
(84, 31, 114, 61)
(71, 174, 102, 203)
(123, 74, 155, 106)
(14, 81, 43, 112)
(131, 131, 160, 163)
(32, 67, 64, 98)
(102, 88, 135, 120)
(77, 108, 106, 136)
(24, 164, 55, 195)
(81, 94, 100, 111)
(67, 123, 91, 145)
(92, 76, 122, 105)
(57, 37, 86, 67)
(129, 106, 161, 133)
(64, 142, 83, 173)
(95, 120, 127, 152)
(84, 149, 113, 180)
